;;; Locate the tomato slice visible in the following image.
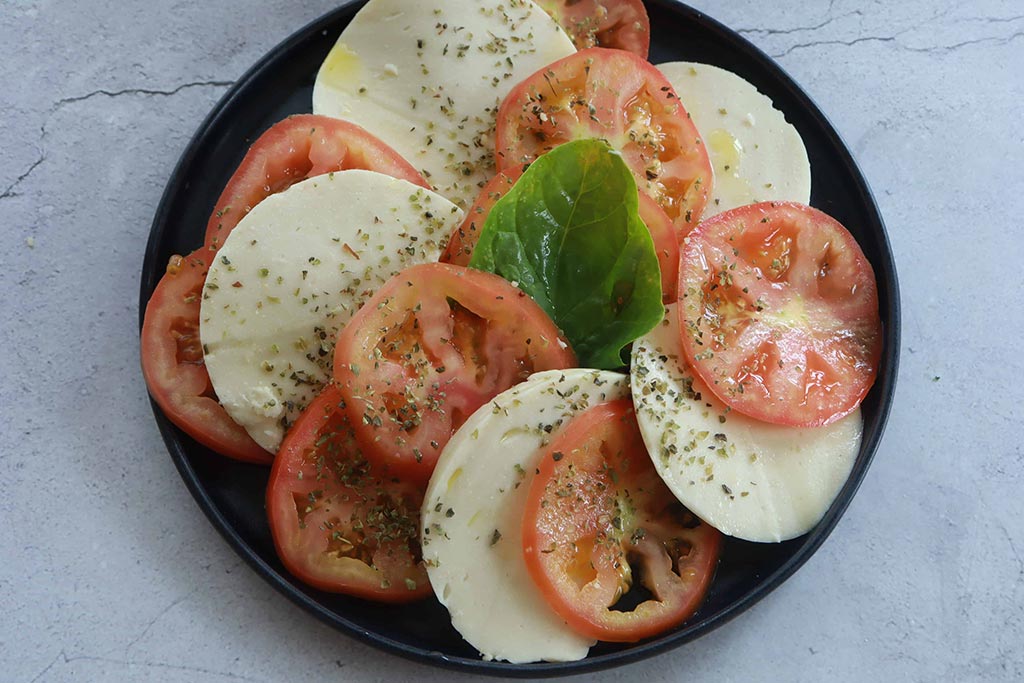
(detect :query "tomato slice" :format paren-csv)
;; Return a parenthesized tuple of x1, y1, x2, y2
(678, 202, 882, 427)
(142, 116, 430, 462)
(522, 399, 721, 642)
(440, 167, 522, 267)
(495, 48, 713, 234)
(204, 114, 429, 249)
(638, 193, 681, 304)
(441, 165, 679, 302)
(534, 0, 651, 58)
(266, 384, 430, 601)
(140, 248, 271, 464)
(332, 263, 577, 483)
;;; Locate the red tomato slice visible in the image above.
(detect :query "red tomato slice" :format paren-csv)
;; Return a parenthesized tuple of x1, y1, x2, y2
(522, 399, 721, 642)
(495, 48, 713, 234)
(638, 193, 680, 304)
(332, 263, 577, 483)
(267, 384, 430, 601)
(440, 167, 522, 267)
(143, 116, 429, 462)
(678, 202, 882, 427)
(533, 0, 651, 58)
(140, 248, 271, 464)
(204, 114, 429, 249)
(441, 166, 679, 302)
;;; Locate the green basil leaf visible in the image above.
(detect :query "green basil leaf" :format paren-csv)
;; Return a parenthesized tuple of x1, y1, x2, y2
(469, 139, 664, 369)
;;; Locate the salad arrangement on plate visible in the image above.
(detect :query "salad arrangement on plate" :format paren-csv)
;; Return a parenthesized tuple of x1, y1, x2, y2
(141, 0, 881, 664)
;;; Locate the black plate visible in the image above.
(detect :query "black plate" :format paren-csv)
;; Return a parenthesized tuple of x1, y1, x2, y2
(139, 0, 900, 676)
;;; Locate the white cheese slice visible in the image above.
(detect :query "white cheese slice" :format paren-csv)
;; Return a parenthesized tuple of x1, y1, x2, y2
(657, 62, 811, 216)
(200, 170, 463, 452)
(630, 305, 861, 543)
(421, 369, 629, 663)
(312, 0, 576, 209)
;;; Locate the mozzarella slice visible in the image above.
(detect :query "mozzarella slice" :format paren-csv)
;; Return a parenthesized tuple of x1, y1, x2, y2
(421, 369, 629, 663)
(200, 170, 463, 452)
(312, 0, 575, 209)
(630, 306, 861, 543)
(657, 62, 811, 216)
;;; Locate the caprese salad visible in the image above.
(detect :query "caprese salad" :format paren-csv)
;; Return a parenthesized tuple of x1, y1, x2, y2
(140, 0, 882, 664)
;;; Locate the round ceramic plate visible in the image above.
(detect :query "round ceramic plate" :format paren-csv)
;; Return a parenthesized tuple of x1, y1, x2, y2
(139, 0, 900, 676)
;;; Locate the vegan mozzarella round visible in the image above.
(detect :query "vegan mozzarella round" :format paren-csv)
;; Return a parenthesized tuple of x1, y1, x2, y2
(312, 0, 576, 209)
(200, 170, 463, 452)
(658, 61, 811, 216)
(630, 306, 861, 543)
(421, 369, 629, 663)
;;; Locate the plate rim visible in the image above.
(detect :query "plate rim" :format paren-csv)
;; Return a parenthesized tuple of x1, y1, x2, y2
(138, 0, 901, 676)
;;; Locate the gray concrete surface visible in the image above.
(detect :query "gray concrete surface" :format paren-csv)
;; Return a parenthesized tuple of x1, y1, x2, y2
(2, 0, 1022, 681)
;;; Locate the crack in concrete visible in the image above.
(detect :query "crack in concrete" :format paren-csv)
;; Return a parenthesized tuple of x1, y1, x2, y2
(0, 155, 45, 200)
(967, 14, 1024, 26)
(737, 3, 1022, 60)
(771, 35, 898, 58)
(28, 650, 65, 683)
(736, 9, 862, 37)
(1, 79, 233, 204)
(27, 649, 265, 683)
(901, 30, 1024, 54)
(122, 591, 195, 659)
(54, 80, 234, 109)
(771, 29, 1024, 58)
(1001, 522, 1024, 581)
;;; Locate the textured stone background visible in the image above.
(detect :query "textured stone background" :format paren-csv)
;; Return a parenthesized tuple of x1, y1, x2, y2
(2, 0, 1022, 681)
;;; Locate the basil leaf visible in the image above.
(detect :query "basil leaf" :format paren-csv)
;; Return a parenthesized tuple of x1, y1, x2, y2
(469, 139, 664, 369)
